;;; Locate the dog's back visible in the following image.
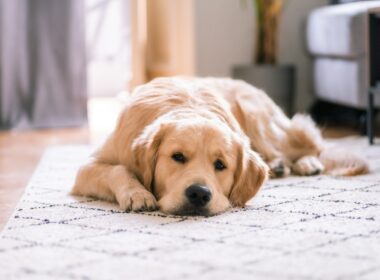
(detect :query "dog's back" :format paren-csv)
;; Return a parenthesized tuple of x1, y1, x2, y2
(196, 77, 369, 177)
(127, 77, 369, 177)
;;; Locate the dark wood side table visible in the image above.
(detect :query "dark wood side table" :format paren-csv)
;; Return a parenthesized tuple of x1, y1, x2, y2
(367, 10, 380, 145)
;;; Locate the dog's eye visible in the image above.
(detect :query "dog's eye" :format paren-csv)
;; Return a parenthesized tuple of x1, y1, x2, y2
(214, 159, 226, 171)
(171, 152, 186, 164)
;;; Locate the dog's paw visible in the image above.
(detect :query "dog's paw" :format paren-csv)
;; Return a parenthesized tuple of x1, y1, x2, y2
(268, 158, 291, 178)
(292, 156, 324, 176)
(117, 189, 158, 212)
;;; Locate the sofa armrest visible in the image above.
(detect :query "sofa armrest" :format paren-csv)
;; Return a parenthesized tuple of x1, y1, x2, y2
(307, 1, 380, 58)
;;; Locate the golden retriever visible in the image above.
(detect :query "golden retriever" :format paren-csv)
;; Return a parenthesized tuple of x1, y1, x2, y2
(72, 77, 369, 216)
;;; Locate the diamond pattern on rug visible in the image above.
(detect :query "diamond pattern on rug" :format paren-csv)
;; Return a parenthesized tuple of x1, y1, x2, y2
(1, 138, 380, 280)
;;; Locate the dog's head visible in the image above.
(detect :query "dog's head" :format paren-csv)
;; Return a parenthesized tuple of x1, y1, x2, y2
(132, 117, 268, 216)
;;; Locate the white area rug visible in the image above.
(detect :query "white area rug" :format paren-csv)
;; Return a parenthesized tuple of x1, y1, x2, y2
(1, 138, 380, 280)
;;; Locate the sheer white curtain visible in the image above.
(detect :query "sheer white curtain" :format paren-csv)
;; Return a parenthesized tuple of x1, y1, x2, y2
(85, 0, 132, 97)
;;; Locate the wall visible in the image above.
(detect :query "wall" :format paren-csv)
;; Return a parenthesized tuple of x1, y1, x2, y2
(279, 0, 328, 112)
(194, 0, 255, 77)
(193, 0, 328, 112)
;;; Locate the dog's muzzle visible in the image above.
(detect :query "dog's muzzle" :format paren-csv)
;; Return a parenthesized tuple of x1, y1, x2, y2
(171, 184, 212, 216)
(185, 184, 212, 207)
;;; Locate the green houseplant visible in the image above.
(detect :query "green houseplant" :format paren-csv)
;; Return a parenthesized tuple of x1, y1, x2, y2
(254, 0, 284, 64)
(233, 0, 295, 115)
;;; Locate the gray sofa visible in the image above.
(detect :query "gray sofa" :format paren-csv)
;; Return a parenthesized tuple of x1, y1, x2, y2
(307, 0, 380, 109)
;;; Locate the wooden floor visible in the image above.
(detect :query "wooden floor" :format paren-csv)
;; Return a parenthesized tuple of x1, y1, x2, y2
(0, 98, 372, 230)
(0, 98, 123, 231)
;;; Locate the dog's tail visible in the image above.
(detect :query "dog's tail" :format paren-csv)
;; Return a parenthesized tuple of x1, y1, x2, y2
(319, 147, 369, 176)
(287, 114, 369, 176)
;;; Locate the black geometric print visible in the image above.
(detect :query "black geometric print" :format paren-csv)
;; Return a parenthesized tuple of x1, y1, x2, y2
(0, 139, 379, 280)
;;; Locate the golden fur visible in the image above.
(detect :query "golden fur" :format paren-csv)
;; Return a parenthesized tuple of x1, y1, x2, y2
(72, 77, 369, 216)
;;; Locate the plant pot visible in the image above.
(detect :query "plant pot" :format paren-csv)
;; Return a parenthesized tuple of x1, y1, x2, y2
(232, 64, 296, 115)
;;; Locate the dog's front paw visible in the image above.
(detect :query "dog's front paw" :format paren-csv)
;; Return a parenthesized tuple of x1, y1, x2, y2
(292, 156, 324, 176)
(117, 189, 158, 212)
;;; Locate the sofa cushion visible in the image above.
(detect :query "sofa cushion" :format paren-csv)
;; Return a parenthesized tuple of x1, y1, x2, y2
(313, 57, 375, 108)
(332, 0, 377, 4)
(307, 1, 380, 57)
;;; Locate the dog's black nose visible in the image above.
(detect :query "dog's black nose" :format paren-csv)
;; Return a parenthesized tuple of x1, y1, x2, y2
(185, 185, 212, 207)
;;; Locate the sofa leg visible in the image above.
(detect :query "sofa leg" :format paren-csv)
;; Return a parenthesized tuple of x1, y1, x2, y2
(359, 112, 367, 136)
(367, 88, 374, 145)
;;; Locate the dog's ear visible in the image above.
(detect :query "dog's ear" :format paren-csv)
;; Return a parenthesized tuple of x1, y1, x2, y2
(132, 122, 172, 192)
(229, 140, 269, 207)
